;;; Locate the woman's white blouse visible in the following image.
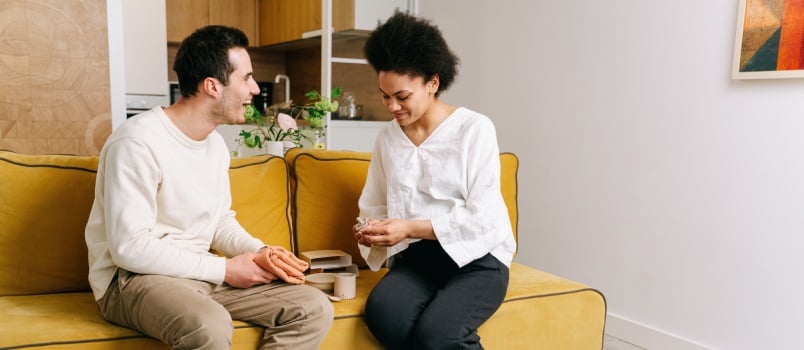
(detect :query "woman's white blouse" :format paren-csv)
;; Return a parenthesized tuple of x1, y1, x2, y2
(358, 107, 517, 271)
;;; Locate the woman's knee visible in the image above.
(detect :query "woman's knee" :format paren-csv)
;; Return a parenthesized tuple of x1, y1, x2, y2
(363, 288, 386, 324)
(411, 326, 481, 350)
(364, 284, 410, 331)
(364, 289, 413, 348)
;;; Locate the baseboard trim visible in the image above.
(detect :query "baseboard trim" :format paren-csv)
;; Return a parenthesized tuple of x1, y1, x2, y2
(606, 313, 714, 350)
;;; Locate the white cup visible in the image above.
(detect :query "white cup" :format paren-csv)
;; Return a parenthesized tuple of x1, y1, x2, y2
(333, 272, 356, 300)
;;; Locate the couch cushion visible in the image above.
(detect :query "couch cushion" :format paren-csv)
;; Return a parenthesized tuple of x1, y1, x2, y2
(285, 149, 373, 266)
(285, 149, 520, 267)
(318, 263, 606, 349)
(0, 265, 606, 350)
(229, 155, 293, 251)
(0, 151, 292, 296)
(0, 151, 98, 296)
(0, 292, 265, 349)
(0, 152, 292, 349)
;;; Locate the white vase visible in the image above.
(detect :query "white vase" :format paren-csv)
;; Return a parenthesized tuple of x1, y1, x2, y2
(265, 141, 285, 156)
(283, 141, 296, 153)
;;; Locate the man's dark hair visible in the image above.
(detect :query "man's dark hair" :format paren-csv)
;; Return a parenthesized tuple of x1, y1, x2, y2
(173, 25, 250, 98)
(363, 11, 459, 96)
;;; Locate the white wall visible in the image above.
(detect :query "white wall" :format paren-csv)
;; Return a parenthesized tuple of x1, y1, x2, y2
(421, 1, 804, 349)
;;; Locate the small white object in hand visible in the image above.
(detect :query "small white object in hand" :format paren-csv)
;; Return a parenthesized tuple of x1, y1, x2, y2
(355, 217, 369, 231)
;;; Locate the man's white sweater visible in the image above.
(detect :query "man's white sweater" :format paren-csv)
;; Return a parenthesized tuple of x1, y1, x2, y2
(85, 108, 264, 300)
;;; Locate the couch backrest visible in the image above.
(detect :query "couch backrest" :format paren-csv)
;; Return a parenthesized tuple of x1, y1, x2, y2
(0, 148, 517, 294)
(500, 152, 519, 243)
(228, 155, 294, 252)
(0, 151, 293, 296)
(0, 151, 98, 296)
(286, 149, 374, 267)
(285, 148, 519, 268)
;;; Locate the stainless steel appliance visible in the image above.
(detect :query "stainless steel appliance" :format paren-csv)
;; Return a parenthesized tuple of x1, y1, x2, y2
(169, 82, 180, 105)
(254, 82, 273, 114)
(126, 94, 169, 119)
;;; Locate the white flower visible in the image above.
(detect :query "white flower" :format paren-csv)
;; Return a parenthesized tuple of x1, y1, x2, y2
(277, 113, 298, 131)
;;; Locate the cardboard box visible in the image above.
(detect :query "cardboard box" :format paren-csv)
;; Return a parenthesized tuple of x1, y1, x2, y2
(300, 250, 352, 270)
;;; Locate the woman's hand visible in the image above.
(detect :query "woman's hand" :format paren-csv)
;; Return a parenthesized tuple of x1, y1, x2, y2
(353, 217, 379, 246)
(354, 218, 435, 247)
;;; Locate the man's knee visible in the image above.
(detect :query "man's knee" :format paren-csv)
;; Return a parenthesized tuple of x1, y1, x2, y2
(305, 287, 335, 329)
(168, 303, 233, 350)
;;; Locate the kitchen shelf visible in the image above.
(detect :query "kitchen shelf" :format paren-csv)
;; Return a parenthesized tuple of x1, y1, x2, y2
(251, 30, 370, 53)
(263, 0, 409, 151)
(332, 57, 368, 64)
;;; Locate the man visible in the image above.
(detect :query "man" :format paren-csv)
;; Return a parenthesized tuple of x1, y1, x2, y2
(85, 25, 333, 349)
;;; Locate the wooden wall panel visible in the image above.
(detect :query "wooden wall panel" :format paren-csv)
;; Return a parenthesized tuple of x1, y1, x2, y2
(285, 46, 321, 105)
(0, 0, 111, 155)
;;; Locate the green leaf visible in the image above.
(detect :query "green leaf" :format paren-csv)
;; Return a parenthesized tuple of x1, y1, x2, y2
(244, 104, 260, 122)
(305, 108, 322, 120)
(243, 135, 258, 148)
(309, 118, 323, 128)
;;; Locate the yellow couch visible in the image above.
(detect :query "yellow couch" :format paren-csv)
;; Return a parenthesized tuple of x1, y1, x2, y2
(0, 148, 606, 349)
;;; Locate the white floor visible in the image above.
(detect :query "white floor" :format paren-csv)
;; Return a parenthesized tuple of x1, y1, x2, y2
(603, 334, 646, 350)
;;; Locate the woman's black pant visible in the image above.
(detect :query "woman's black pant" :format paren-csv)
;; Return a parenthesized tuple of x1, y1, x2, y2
(364, 240, 509, 350)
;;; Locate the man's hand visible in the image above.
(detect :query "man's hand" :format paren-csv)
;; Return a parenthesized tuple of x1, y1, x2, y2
(253, 246, 309, 284)
(224, 252, 278, 288)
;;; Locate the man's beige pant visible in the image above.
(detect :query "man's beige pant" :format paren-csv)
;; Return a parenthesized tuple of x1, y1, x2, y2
(98, 269, 334, 350)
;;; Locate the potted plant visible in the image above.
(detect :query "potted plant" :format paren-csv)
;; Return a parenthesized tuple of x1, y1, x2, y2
(237, 87, 342, 155)
(298, 87, 342, 128)
(296, 87, 341, 149)
(236, 105, 301, 157)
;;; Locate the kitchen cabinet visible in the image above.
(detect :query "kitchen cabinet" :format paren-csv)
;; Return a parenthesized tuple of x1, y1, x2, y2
(257, 0, 320, 47)
(257, 0, 408, 46)
(332, 0, 410, 32)
(166, 0, 258, 44)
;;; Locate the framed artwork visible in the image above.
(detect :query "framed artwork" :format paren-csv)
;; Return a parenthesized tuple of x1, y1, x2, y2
(732, 0, 804, 79)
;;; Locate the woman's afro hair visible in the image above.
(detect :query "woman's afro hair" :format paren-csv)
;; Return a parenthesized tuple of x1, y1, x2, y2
(363, 11, 459, 95)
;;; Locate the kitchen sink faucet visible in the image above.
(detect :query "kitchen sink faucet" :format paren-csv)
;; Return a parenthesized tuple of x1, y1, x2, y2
(274, 74, 290, 103)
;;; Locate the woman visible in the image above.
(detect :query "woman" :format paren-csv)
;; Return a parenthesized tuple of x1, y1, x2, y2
(353, 11, 517, 350)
